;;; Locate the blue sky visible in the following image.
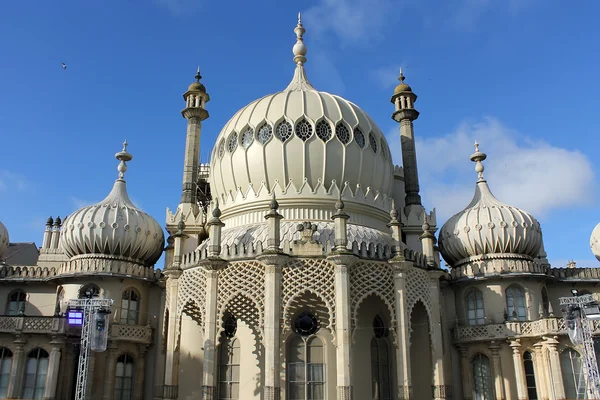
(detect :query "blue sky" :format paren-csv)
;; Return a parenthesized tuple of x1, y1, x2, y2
(1, 0, 599, 267)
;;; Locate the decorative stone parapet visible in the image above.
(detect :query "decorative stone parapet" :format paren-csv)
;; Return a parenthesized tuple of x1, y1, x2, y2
(0, 265, 56, 280)
(154, 384, 178, 399)
(450, 257, 548, 280)
(0, 316, 64, 334)
(109, 323, 153, 344)
(453, 317, 600, 343)
(549, 266, 600, 281)
(55, 257, 158, 280)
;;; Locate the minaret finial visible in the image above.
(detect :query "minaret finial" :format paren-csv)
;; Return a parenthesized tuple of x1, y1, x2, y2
(469, 140, 487, 182)
(399, 67, 405, 83)
(293, 12, 307, 65)
(195, 66, 201, 82)
(115, 139, 133, 181)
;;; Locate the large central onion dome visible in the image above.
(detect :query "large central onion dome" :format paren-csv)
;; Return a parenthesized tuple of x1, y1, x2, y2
(61, 142, 164, 267)
(210, 14, 394, 224)
(438, 143, 543, 267)
(0, 220, 8, 260)
(590, 224, 600, 261)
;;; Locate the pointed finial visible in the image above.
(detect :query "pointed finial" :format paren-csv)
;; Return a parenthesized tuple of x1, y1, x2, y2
(195, 66, 201, 82)
(399, 67, 405, 83)
(422, 211, 430, 232)
(390, 199, 399, 222)
(212, 199, 222, 218)
(115, 140, 133, 181)
(46, 216, 54, 227)
(270, 191, 279, 210)
(293, 12, 307, 65)
(335, 191, 345, 211)
(469, 140, 487, 182)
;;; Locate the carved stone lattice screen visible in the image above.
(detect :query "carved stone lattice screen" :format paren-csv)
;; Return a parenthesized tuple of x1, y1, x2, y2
(178, 267, 208, 327)
(349, 262, 396, 340)
(282, 259, 336, 334)
(405, 267, 434, 346)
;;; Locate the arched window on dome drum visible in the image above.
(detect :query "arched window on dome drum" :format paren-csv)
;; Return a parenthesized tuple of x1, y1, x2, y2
(541, 287, 550, 317)
(0, 347, 13, 398)
(257, 123, 273, 145)
(218, 139, 226, 158)
(120, 289, 139, 325)
(114, 354, 135, 400)
(505, 285, 526, 321)
(471, 353, 493, 400)
(523, 351, 538, 399)
(369, 133, 378, 153)
(241, 127, 254, 149)
(227, 132, 238, 153)
(465, 288, 485, 325)
(353, 127, 365, 148)
(371, 316, 392, 400)
(315, 120, 332, 142)
(335, 123, 350, 145)
(295, 119, 313, 142)
(23, 348, 49, 399)
(276, 121, 293, 142)
(78, 284, 100, 299)
(561, 348, 585, 398)
(7, 289, 26, 316)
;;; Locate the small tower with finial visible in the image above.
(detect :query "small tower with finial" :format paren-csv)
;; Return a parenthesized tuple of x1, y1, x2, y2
(42, 217, 54, 249)
(265, 193, 284, 252)
(181, 67, 210, 209)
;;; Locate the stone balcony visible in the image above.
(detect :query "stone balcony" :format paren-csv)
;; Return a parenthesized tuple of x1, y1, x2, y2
(454, 317, 600, 343)
(0, 316, 152, 344)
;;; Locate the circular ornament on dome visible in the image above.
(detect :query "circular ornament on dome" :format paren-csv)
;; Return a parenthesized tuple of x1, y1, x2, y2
(295, 119, 313, 142)
(369, 133, 378, 153)
(227, 132, 238, 153)
(241, 127, 254, 149)
(293, 311, 319, 336)
(354, 128, 365, 148)
(316, 120, 332, 142)
(99, 222, 106, 228)
(500, 221, 507, 228)
(257, 124, 273, 145)
(275, 121, 293, 142)
(335, 123, 350, 144)
(112, 223, 118, 229)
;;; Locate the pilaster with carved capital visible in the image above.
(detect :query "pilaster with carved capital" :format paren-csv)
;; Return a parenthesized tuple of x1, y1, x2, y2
(458, 345, 473, 400)
(202, 262, 221, 397)
(543, 336, 566, 400)
(489, 341, 506, 400)
(508, 339, 527, 400)
(43, 337, 64, 400)
(7, 337, 27, 398)
(134, 345, 148, 400)
(390, 259, 412, 398)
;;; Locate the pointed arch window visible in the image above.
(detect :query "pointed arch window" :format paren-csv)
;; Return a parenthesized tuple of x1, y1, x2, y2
(0, 347, 13, 398)
(55, 287, 65, 316)
(466, 288, 485, 325)
(506, 285, 526, 321)
(7, 289, 26, 316)
(114, 354, 134, 400)
(472, 353, 493, 400)
(523, 351, 538, 399)
(561, 348, 585, 398)
(218, 336, 240, 400)
(78, 284, 100, 299)
(541, 287, 550, 317)
(120, 289, 139, 325)
(371, 316, 392, 400)
(23, 348, 48, 399)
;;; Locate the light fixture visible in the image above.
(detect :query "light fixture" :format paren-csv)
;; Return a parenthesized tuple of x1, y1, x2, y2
(571, 289, 579, 296)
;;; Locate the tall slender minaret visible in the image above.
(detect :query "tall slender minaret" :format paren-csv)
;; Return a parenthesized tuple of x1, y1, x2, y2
(180, 67, 210, 212)
(391, 68, 422, 208)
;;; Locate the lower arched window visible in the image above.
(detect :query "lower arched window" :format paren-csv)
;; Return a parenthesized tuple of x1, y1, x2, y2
(7, 290, 26, 316)
(523, 351, 538, 399)
(120, 289, 139, 325)
(371, 316, 392, 400)
(561, 348, 585, 398)
(114, 354, 134, 400)
(218, 337, 240, 399)
(23, 348, 49, 399)
(287, 335, 325, 400)
(0, 347, 13, 398)
(472, 354, 493, 400)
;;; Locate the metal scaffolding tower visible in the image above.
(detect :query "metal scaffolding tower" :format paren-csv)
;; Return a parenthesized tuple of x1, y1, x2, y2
(560, 293, 600, 399)
(68, 297, 113, 400)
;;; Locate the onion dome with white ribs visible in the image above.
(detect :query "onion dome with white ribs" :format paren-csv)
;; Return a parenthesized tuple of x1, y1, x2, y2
(590, 223, 600, 261)
(60, 142, 165, 267)
(0, 220, 8, 259)
(210, 13, 394, 223)
(437, 142, 543, 267)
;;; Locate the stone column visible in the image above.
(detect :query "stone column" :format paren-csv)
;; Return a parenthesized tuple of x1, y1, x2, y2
(458, 346, 473, 400)
(201, 263, 223, 400)
(7, 337, 26, 399)
(134, 345, 147, 400)
(489, 341, 506, 400)
(429, 271, 449, 399)
(532, 341, 549, 400)
(329, 254, 357, 400)
(390, 259, 412, 399)
(43, 338, 64, 400)
(163, 270, 182, 399)
(544, 337, 566, 400)
(509, 339, 527, 400)
(102, 344, 118, 400)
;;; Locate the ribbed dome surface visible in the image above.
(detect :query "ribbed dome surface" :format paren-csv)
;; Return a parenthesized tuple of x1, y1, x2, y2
(438, 146, 542, 267)
(0, 220, 8, 259)
(590, 223, 600, 261)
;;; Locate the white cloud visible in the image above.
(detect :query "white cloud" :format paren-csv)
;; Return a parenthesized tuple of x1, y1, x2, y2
(303, 0, 397, 45)
(0, 170, 28, 193)
(370, 64, 404, 89)
(386, 117, 596, 222)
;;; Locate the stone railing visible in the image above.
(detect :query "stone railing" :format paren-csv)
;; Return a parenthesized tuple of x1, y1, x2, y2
(154, 385, 178, 400)
(109, 323, 153, 344)
(0, 265, 57, 280)
(548, 267, 600, 281)
(453, 317, 600, 343)
(0, 316, 65, 334)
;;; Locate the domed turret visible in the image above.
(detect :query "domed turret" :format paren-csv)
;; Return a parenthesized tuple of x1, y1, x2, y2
(438, 142, 543, 267)
(590, 223, 600, 261)
(0, 220, 9, 260)
(60, 142, 164, 267)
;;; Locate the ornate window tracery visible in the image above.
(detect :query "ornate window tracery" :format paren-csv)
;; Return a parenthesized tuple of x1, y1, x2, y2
(315, 120, 332, 142)
(257, 124, 273, 145)
(371, 316, 392, 400)
(114, 354, 134, 400)
(23, 348, 48, 399)
(7, 289, 26, 316)
(218, 139, 226, 158)
(287, 333, 325, 400)
(218, 319, 240, 400)
(0, 347, 12, 398)
(227, 132, 238, 153)
(295, 119, 313, 142)
(369, 133, 378, 153)
(241, 127, 254, 149)
(466, 288, 485, 325)
(335, 123, 350, 145)
(472, 353, 493, 400)
(506, 285, 526, 321)
(120, 289, 139, 325)
(354, 127, 365, 148)
(276, 121, 293, 142)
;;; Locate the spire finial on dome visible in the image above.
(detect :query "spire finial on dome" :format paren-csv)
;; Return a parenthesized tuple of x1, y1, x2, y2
(293, 12, 307, 66)
(195, 66, 201, 83)
(469, 140, 487, 182)
(115, 140, 133, 181)
(399, 67, 405, 84)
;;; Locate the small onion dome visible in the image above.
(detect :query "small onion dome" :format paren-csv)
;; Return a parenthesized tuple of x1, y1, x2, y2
(0, 220, 8, 259)
(60, 141, 164, 267)
(393, 68, 412, 94)
(187, 67, 206, 93)
(590, 223, 600, 261)
(438, 142, 543, 267)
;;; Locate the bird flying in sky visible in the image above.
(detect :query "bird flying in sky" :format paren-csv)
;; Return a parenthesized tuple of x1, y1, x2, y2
(62, 62, 67, 70)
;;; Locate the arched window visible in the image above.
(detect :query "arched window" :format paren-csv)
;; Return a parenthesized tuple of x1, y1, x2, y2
(120, 289, 139, 325)
(55, 287, 64, 316)
(523, 351, 538, 399)
(218, 315, 239, 400)
(287, 312, 325, 400)
(371, 316, 392, 400)
(0, 347, 13, 398)
(114, 354, 134, 400)
(561, 348, 585, 398)
(7, 290, 26, 316)
(506, 285, 526, 321)
(466, 288, 485, 325)
(78, 284, 100, 299)
(472, 353, 493, 400)
(23, 348, 49, 399)
(541, 287, 550, 317)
